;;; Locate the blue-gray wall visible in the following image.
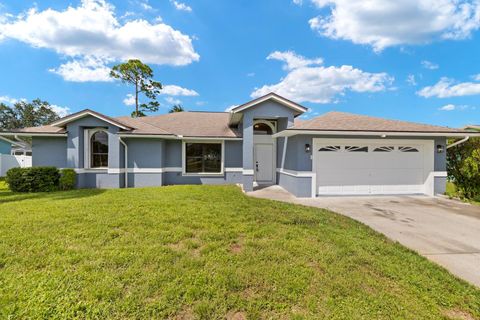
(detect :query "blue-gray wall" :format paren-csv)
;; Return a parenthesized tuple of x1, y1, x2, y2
(32, 137, 67, 168)
(239, 101, 296, 191)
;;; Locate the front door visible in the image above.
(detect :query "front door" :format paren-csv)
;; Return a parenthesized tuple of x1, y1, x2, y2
(254, 141, 274, 184)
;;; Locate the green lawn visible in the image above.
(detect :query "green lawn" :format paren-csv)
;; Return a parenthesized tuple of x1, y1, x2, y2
(0, 182, 479, 319)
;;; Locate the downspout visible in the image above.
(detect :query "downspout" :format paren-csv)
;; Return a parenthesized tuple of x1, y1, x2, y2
(447, 136, 469, 149)
(119, 137, 128, 188)
(281, 136, 288, 170)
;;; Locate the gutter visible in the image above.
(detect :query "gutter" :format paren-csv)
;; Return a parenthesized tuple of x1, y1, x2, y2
(273, 129, 480, 138)
(447, 136, 470, 149)
(118, 137, 128, 188)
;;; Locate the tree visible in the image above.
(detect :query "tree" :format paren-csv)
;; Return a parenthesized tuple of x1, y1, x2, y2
(0, 99, 60, 130)
(447, 137, 480, 199)
(110, 59, 162, 117)
(169, 104, 184, 113)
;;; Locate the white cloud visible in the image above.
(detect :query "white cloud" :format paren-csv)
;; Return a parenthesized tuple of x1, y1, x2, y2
(418, 77, 480, 98)
(293, 0, 303, 5)
(406, 74, 417, 86)
(0, 95, 21, 105)
(308, 0, 480, 51)
(421, 60, 439, 70)
(472, 73, 480, 81)
(161, 85, 198, 96)
(439, 104, 456, 111)
(139, 1, 153, 11)
(49, 57, 112, 82)
(171, 1, 192, 12)
(165, 96, 181, 105)
(123, 93, 135, 106)
(438, 104, 473, 111)
(0, 0, 199, 81)
(267, 51, 323, 70)
(252, 51, 393, 104)
(50, 104, 70, 117)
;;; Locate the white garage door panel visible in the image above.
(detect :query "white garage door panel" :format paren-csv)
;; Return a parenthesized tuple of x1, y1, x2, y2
(314, 139, 434, 196)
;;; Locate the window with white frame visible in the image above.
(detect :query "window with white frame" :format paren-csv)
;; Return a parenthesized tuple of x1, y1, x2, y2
(85, 129, 109, 168)
(184, 142, 223, 174)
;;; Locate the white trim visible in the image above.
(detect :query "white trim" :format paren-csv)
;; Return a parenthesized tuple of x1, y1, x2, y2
(276, 168, 315, 177)
(118, 134, 241, 140)
(84, 128, 109, 170)
(69, 167, 242, 174)
(274, 130, 480, 138)
(74, 168, 108, 174)
(232, 93, 307, 114)
(0, 133, 67, 137)
(51, 110, 131, 130)
(182, 140, 225, 176)
(243, 169, 254, 175)
(432, 171, 447, 177)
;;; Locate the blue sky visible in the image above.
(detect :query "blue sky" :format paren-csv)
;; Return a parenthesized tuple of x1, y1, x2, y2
(0, 0, 480, 128)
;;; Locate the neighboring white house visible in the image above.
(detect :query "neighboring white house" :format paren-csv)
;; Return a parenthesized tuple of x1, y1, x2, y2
(0, 136, 32, 176)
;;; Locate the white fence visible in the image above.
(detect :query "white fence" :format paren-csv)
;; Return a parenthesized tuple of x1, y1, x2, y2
(0, 154, 32, 176)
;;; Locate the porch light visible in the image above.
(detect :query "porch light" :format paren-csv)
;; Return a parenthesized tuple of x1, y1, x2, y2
(305, 144, 311, 153)
(437, 144, 445, 153)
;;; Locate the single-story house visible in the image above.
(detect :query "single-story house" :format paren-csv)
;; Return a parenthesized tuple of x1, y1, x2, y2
(1, 93, 476, 197)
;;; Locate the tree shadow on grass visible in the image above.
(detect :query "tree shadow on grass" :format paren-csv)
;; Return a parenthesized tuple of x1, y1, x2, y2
(0, 189, 106, 204)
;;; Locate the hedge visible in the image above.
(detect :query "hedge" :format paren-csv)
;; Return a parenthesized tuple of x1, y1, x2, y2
(59, 168, 76, 190)
(6, 167, 61, 192)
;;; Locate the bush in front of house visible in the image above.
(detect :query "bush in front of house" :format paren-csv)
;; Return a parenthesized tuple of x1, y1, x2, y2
(447, 137, 480, 199)
(59, 168, 76, 190)
(6, 167, 60, 192)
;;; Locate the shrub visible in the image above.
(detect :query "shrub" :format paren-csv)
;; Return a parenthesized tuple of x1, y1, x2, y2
(447, 137, 480, 199)
(59, 169, 76, 190)
(6, 167, 60, 192)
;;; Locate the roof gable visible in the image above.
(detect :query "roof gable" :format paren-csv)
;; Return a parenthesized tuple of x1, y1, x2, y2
(50, 109, 132, 130)
(231, 93, 308, 115)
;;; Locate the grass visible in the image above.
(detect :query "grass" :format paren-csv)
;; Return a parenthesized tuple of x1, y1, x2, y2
(0, 182, 479, 319)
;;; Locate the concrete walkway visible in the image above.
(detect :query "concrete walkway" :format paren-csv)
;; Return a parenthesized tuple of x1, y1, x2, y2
(248, 186, 480, 287)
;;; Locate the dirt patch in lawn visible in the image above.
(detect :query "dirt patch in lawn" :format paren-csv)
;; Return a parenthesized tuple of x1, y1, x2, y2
(443, 309, 476, 320)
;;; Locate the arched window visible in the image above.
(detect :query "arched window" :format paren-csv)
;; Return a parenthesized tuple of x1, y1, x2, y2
(253, 121, 275, 135)
(90, 131, 108, 168)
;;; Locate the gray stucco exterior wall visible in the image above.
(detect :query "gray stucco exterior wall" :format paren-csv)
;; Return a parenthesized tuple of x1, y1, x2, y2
(32, 137, 67, 168)
(239, 101, 296, 191)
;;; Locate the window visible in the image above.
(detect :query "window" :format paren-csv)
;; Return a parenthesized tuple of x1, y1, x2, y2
(398, 146, 419, 153)
(318, 146, 341, 152)
(90, 130, 108, 168)
(253, 122, 274, 135)
(345, 146, 368, 152)
(373, 146, 394, 152)
(184, 142, 223, 174)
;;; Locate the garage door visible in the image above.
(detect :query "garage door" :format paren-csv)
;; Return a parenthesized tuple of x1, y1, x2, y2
(314, 139, 434, 195)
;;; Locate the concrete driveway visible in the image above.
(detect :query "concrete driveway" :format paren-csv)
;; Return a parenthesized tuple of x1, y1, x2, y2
(248, 186, 480, 287)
